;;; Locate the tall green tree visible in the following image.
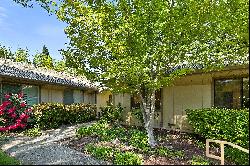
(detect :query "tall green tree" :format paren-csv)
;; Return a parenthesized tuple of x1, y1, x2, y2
(0, 44, 14, 60)
(58, 0, 248, 146)
(54, 59, 67, 72)
(14, 48, 30, 63)
(33, 46, 54, 69)
(42, 45, 50, 56)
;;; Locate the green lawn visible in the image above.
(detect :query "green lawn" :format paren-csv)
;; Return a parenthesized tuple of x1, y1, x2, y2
(0, 150, 20, 165)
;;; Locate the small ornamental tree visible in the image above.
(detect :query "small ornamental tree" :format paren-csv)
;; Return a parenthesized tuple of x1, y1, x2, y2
(0, 93, 33, 132)
(56, 0, 249, 147)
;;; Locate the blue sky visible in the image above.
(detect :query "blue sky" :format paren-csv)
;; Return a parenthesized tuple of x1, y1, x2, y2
(0, 0, 68, 60)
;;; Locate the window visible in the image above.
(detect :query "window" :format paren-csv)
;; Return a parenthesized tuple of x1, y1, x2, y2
(214, 77, 249, 109)
(131, 94, 141, 109)
(242, 77, 249, 108)
(22, 85, 39, 106)
(1, 83, 22, 102)
(131, 89, 162, 110)
(63, 89, 74, 104)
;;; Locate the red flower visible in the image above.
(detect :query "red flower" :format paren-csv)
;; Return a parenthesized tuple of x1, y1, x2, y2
(20, 102, 26, 107)
(20, 123, 26, 128)
(0, 110, 3, 115)
(16, 119, 22, 123)
(9, 113, 17, 118)
(24, 108, 32, 113)
(7, 107, 16, 114)
(20, 113, 29, 121)
(18, 93, 23, 99)
(0, 127, 7, 132)
(2, 101, 11, 107)
(4, 94, 11, 99)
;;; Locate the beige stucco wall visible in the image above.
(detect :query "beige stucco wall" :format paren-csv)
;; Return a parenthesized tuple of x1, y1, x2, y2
(40, 86, 64, 103)
(83, 90, 96, 104)
(162, 67, 248, 131)
(113, 67, 249, 131)
(96, 90, 112, 112)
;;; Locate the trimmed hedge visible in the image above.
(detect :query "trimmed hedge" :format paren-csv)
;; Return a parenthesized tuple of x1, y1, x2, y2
(33, 103, 97, 129)
(186, 108, 249, 165)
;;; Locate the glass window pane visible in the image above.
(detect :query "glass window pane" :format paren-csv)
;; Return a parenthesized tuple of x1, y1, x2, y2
(131, 94, 140, 109)
(63, 89, 74, 104)
(242, 77, 249, 108)
(22, 85, 39, 106)
(1, 83, 22, 102)
(214, 79, 241, 109)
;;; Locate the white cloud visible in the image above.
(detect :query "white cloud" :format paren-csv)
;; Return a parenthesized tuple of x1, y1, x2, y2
(0, 6, 11, 31)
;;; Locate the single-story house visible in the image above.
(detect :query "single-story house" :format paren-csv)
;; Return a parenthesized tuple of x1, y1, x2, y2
(1, 58, 248, 132)
(111, 64, 249, 132)
(0, 58, 111, 111)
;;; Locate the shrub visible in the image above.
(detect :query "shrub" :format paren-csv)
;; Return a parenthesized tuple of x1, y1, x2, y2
(188, 155, 211, 165)
(85, 144, 143, 165)
(131, 109, 144, 124)
(128, 129, 150, 152)
(23, 127, 42, 137)
(155, 146, 184, 159)
(85, 144, 114, 160)
(186, 108, 249, 165)
(33, 103, 96, 130)
(99, 104, 123, 123)
(114, 151, 143, 165)
(0, 93, 33, 132)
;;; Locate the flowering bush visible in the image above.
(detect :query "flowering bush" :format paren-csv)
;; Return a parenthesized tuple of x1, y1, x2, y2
(0, 93, 33, 132)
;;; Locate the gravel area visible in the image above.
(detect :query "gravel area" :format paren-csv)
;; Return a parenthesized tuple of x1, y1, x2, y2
(0, 121, 108, 165)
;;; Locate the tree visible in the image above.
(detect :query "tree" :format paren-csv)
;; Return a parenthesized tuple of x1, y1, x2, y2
(0, 43, 14, 60)
(33, 45, 54, 69)
(57, 0, 248, 147)
(12, 0, 57, 13)
(14, 48, 30, 63)
(54, 59, 67, 72)
(42, 45, 50, 56)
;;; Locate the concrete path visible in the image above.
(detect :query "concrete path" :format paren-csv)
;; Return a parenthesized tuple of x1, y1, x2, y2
(0, 122, 108, 165)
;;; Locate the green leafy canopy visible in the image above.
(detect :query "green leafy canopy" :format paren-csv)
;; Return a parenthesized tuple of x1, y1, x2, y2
(57, 0, 248, 94)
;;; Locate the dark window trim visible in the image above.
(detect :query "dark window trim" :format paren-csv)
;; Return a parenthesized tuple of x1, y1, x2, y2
(213, 76, 248, 109)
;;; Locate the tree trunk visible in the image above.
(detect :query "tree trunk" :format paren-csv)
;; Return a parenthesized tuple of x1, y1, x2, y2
(139, 89, 157, 148)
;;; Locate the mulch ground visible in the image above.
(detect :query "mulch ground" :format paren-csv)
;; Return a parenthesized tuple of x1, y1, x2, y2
(56, 129, 235, 165)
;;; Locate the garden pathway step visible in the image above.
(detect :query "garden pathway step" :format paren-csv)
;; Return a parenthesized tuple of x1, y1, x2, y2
(0, 121, 108, 165)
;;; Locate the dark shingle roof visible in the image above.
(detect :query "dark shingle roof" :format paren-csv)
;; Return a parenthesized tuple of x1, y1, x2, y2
(0, 58, 98, 90)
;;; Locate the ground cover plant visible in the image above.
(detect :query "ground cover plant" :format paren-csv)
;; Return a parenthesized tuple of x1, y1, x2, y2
(62, 119, 232, 165)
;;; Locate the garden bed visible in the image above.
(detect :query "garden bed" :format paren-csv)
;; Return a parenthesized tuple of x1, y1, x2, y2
(55, 121, 235, 165)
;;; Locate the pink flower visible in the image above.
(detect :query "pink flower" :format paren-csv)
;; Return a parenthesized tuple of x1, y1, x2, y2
(20, 123, 26, 128)
(0, 110, 3, 115)
(16, 119, 22, 123)
(0, 105, 5, 111)
(2, 101, 11, 107)
(20, 102, 26, 107)
(9, 113, 17, 118)
(24, 108, 32, 113)
(20, 113, 29, 121)
(18, 93, 23, 99)
(0, 127, 7, 132)
(7, 107, 16, 114)
(4, 94, 11, 99)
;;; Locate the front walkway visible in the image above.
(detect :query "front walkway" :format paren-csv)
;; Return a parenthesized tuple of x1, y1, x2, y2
(0, 121, 108, 165)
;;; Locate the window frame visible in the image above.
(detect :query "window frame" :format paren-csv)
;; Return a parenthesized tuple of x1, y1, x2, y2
(213, 77, 248, 109)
